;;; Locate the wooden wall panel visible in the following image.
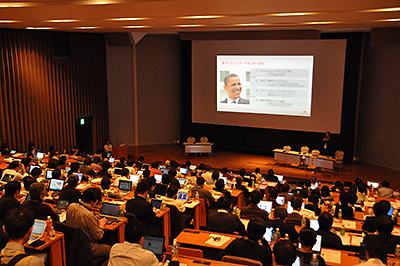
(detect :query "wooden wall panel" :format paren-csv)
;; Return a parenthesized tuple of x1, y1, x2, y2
(0, 28, 109, 153)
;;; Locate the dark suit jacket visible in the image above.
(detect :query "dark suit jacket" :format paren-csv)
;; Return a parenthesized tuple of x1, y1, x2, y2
(220, 97, 250, 104)
(125, 196, 157, 233)
(153, 184, 168, 196)
(265, 218, 299, 244)
(364, 233, 400, 254)
(287, 212, 302, 226)
(317, 229, 344, 250)
(218, 238, 272, 266)
(208, 211, 246, 236)
(241, 205, 269, 221)
(59, 186, 81, 204)
(22, 200, 59, 222)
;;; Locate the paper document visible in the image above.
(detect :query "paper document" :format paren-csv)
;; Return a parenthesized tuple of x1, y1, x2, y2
(321, 249, 341, 264)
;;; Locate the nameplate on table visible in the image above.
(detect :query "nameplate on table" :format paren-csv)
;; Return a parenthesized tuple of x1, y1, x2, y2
(321, 249, 341, 264)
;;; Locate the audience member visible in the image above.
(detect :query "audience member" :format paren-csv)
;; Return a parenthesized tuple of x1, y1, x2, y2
(378, 181, 393, 198)
(114, 157, 126, 169)
(354, 239, 387, 266)
(2, 161, 23, 182)
(100, 177, 124, 200)
(97, 161, 112, 179)
(279, 183, 292, 202)
(272, 240, 297, 266)
(265, 169, 279, 182)
(297, 227, 326, 266)
(286, 196, 303, 226)
(153, 174, 171, 196)
(305, 192, 321, 216)
(363, 215, 400, 254)
(208, 197, 246, 235)
(240, 190, 269, 221)
(80, 158, 96, 176)
(191, 177, 215, 208)
(59, 175, 82, 204)
(332, 191, 355, 219)
(362, 200, 391, 233)
(317, 212, 344, 250)
(265, 207, 299, 244)
(213, 179, 231, 198)
(90, 157, 102, 172)
(320, 185, 334, 202)
(0, 181, 22, 221)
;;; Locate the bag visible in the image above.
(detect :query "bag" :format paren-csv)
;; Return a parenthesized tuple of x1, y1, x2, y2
(0, 254, 31, 266)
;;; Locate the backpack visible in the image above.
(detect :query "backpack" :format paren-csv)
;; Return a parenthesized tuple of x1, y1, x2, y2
(0, 254, 31, 266)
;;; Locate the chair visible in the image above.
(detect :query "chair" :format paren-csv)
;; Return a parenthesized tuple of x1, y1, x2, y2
(187, 136, 195, 144)
(166, 246, 203, 258)
(200, 136, 208, 143)
(198, 198, 207, 228)
(222, 255, 263, 266)
(166, 204, 185, 243)
(335, 150, 345, 173)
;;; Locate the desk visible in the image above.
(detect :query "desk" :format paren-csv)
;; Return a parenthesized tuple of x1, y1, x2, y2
(26, 232, 66, 266)
(156, 208, 171, 248)
(320, 249, 359, 266)
(184, 142, 213, 156)
(273, 149, 336, 171)
(177, 255, 248, 266)
(184, 201, 200, 230)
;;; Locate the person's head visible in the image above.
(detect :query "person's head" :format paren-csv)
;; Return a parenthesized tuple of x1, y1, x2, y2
(364, 239, 387, 262)
(4, 181, 21, 197)
(169, 168, 177, 178)
(29, 182, 46, 201)
(281, 184, 290, 193)
(3, 207, 35, 242)
(102, 161, 111, 171)
(274, 206, 288, 220)
(215, 179, 225, 190)
(318, 211, 334, 231)
(161, 174, 172, 185)
(104, 139, 110, 145)
(236, 177, 243, 185)
(382, 181, 390, 188)
(334, 181, 344, 191)
(247, 218, 266, 241)
(223, 73, 242, 101)
(296, 180, 305, 188)
(21, 158, 31, 168)
(59, 156, 67, 165)
(100, 177, 112, 190)
(376, 215, 394, 235)
(221, 167, 228, 174)
(22, 176, 36, 191)
(299, 227, 317, 248)
(196, 177, 206, 186)
(273, 240, 297, 266)
(120, 168, 129, 177)
(52, 169, 61, 179)
(321, 185, 331, 197)
(7, 161, 19, 170)
(185, 161, 191, 168)
(211, 171, 219, 181)
(290, 196, 302, 210)
(137, 156, 144, 163)
(30, 167, 42, 178)
(249, 190, 263, 205)
(339, 191, 350, 205)
(239, 168, 246, 177)
(326, 131, 331, 138)
(135, 181, 150, 197)
(269, 187, 278, 200)
(254, 167, 261, 174)
(150, 162, 159, 169)
(119, 157, 126, 164)
(267, 169, 274, 176)
(84, 157, 92, 166)
(146, 176, 156, 188)
(81, 188, 102, 205)
(127, 160, 135, 167)
(67, 175, 79, 188)
(372, 201, 390, 217)
(308, 193, 319, 206)
(70, 162, 80, 172)
(142, 169, 150, 179)
(217, 197, 231, 211)
(166, 185, 178, 198)
(357, 183, 367, 194)
(124, 216, 145, 244)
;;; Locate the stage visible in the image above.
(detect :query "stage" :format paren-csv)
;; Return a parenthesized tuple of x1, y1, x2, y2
(126, 144, 400, 190)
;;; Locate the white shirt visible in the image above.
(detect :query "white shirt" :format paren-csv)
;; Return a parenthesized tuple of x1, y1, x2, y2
(2, 169, 23, 182)
(108, 242, 162, 266)
(228, 97, 239, 104)
(158, 196, 186, 212)
(353, 258, 385, 266)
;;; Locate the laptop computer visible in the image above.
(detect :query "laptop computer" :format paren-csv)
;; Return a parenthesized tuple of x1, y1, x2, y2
(177, 191, 188, 201)
(263, 227, 274, 242)
(141, 163, 150, 170)
(142, 236, 165, 261)
(178, 178, 188, 186)
(310, 219, 319, 231)
(29, 165, 40, 173)
(27, 219, 47, 245)
(219, 177, 227, 185)
(109, 157, 115, 163)
(113, 168, 123, 176)
(276, 175, 284, 182)
(287, 202, 305, 214)
(154, 174, 162, 183)
(72, 172, 83, 183)
(130, 174, 140, 183)
(118, 180, 133, 193)
(367, 181, 379, 189)
(46, 169, 54, 179)
(151, 199, 163, 210)
(0, 173, 14, 184)
(276, 195, 285, 205)
(179, 167, 188, 175)
(257, 200, 273, 213)
(49, 179, 65, 197)
(99, 202, 120, 224)
(53, 199, 69, 214)
(36, 152, 44, 160)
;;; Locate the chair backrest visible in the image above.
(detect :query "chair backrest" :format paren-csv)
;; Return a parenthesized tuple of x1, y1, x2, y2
(166, 245, 203, 258)
(165, 204, 184, 242)
(222, 255, 263, 266)
(199, 198, 207, 227)
(335, 150, 344, 160)
(200, 136, 208, 143)
(187, 136, 195, 144)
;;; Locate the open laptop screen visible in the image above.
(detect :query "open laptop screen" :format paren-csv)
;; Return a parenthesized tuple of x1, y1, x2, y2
(143, 236, 164, 256)
(130, 174, 140, 183)
(49, 179, 64, 191)
(119, 180, 132, 191)
(100, 202, 120, 217)
(257, 200, 273, 213)
(177, 191, 188, 201)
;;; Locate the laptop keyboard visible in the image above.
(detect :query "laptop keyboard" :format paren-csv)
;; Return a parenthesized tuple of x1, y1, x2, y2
(100, 216, 117, 224)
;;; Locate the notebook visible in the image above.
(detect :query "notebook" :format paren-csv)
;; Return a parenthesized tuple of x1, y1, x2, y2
(177, 191, 188, 201)
(257, 200, 273, 213)
(179, 167, 188, 175)
(142, 236, 165, 261)
(27, 219, 47, 244)
(0, 173, 14, 184)
(118, 180, 133, 192)
(99, 202, 120, 224)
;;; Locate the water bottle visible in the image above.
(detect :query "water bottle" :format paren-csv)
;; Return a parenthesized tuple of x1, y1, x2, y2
(338, 209, 342, 219)
(310, 253, 319, 266)
(340, 224, 345, 236)
(195, 191, 200, 202)
(284, 233, 289, 240)
(171, 238, 179, 261)
(276, 228, 281, 239)
(301, 216, 306, 227)
(118, 207, 124, 217)
(395, 244, 400, 257)
(49, 226, 56, 240)
(46, 216, 53, 236)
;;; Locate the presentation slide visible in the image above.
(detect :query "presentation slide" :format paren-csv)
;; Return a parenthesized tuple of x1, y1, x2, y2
(217, 55, 314, 117)
(192, 39, 347, 133)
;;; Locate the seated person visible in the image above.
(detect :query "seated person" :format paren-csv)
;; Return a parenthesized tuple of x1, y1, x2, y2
(206, 171, 219, 186)
(108, 216, 162, 266)
(51, 169, 63, 180)
(267, 187, 280, 209)
(208, 197, 246, 235)
(241, 190, 269, 221)
(153, 174, 171, 196)
(278, 183, 292, 203)
(286, 196, 303, 226)
(221, 167, 233, 180)
(0, 181, 22, 221)
(79, 158, 96, 176)
(265, 207, 299, 244)
(2, 161, 23, 182)
(305, 192, 321, 216)
(67, 162, 80, 177)
(114, 157, 126, 169)
(21, 176, 36, 201)
(66, 188, 110, 261)
(56, 155, 68, 171)
(362, 200, 391, 233)
(159, 186, 193, 225)
(320, 185, 334, 202)
(218, 218, 272, 266)
(364, 215, 400, 255)
(191, 177, 215, 208)
(317, 212, 344, 250)
(135, 155, 144, 169)
(149, 162, 162, 177)
(96, 161, 112, 179)
(90, 157, 102, 173)
(59, 175, 82, 204)
(112, 168, 130, 187)
(213, 179, 231, 198)
(235, 177, 249, 204)
(297, 227, 326, 266)
(125, 181, 159, 236)
(378, 181, 393, 198)
(101, 177, 124, 200)
(0, 208, 44, 265)
(273, 240, 297, 266)
(265, 169, 279, 182)
(331, 191, 355, 220)
(22, 182, 59, 222)
(354, 239, 387, 266)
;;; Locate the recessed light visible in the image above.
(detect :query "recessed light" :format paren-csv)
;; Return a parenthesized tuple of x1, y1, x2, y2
(0, 2, 29, 8)
(26, 27, 54, 30)
(124, 25, 148, 28)
(76, 26, 98, 29)
(110, 18, 146, 21)
(304, 21, 336, 25)
(269, 12, 315, 17)
(0, 20, 16, 23)
(47, 19, 79, 23)
(180, 15, 223, 19)
(362, 7, 400, 13)
(235, 23, 264, 26)
(377, 18, 400, 22)
(176, 24, 203, 27)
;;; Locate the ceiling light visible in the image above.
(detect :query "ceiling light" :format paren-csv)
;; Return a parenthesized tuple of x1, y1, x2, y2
(124, 25, 147, 28)
(76, 26, 98, 29)
(304, 21, 336, 25)
(180, 15, 223, 19)
(26, 27, 54, 30)
(269, 12, 315, 17)
(110, 18, 146, 21)
(0, 2, 30, 7)
(47, 19, 79, 23)
(377, 18, 400, 22)
(362, 7, 400, 13)
(176, 24, 203, 27)
(235, 23, 264, 26)
(0, 20, 16, 23)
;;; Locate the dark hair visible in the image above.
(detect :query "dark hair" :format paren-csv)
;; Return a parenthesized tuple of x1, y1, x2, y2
(269, 187, 278, 200)
(52, 169, 61, 179)
(290, 196, 302, 210)
(120, 157, 126, 164)
(339, 191, 350, 205)
(297, 180, 305, 188)
(5, 181, 21, 196)
(4, 207, 35, 240)
(125, 216, 145, 244)
(21, 158, 31, 167)
(120, 168, 129, 177)
(250, 190, 263, 205)
(150, 162, 159, 169)
(217, 197, 231, 211)
(67, 175, 79, 187)
(29, 182, 45, 201)
(247, 218, 266, 241)
(30, 167, 42, 177)
(145, 176, 156, 187)
(308, 192, 320, 205)
(102, 161, 111, 171)
(135, 181, 150, 196)
(299, 227, 317, 247)
(273, 240, 297, 265)
(70, 162, 80, 172)
(274, 206, 288, 220)
(169, 168, 177, 178)
(166, 185, 178, 198)
(357, 183, 367, 194)
(364, 239, 387, 262)
(376, 215, 394, 234)
(127, 160, 135, 167)
(59, 156, 67, 165)
(161, 174, 172, 185)
(221, 167, 228, 174)
(185, 161, 191, 167)
(321, 185, 331, 197)
(318, 212, 333, 231)
(215, 179, 225, 190)
(239, 168, 246, 177)
(281, 184, 290, 193)
(255, 167, 261, 173)
(137, 156, 144, 162)
(334, 181, 344, 191)
(224, 73, 239, 85)
(236, 177, 243, 185)
(100, 177, 112, 190)
(212, 171, 220, 181)
(7, 161, 20, 170)
(22, 176, 36, 191)
(81, 188, 102, 204)
(83, 157, 92, 166)
(196, 177, 205, 186)
(142, 169, 150, 178)
(382, 181, 390, 188)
